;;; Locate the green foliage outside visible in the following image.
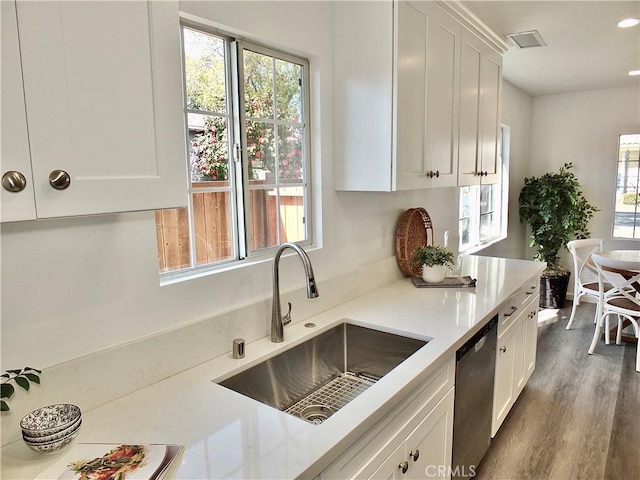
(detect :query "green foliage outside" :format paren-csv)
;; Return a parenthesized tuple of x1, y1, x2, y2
(184, 29, 304, 183)
(621, 192, 640, 205)
(519, 163, 599, 274)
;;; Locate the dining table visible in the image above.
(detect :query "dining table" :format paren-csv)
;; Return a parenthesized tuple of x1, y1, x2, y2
(598, 249, 640, 344)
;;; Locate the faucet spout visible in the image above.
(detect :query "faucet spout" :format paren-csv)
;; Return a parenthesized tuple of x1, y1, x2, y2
(271, 243, 318, 343)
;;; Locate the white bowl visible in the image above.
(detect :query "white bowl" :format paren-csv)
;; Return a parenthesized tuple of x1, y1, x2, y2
(20, 404, 81, 437)
(23, 419, 81, 443)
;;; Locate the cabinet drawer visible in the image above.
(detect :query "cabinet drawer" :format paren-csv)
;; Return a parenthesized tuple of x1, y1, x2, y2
(498, 275, 539, 335)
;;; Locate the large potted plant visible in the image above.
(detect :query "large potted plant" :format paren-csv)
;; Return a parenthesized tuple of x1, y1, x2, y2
(519, 162, 599, 308)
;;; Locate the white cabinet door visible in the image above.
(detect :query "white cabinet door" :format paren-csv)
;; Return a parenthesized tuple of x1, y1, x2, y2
(15, 1, 187, 218)
(368, 388, 455, 480)
(458, 29, 502, 186)
(395, 1, 459, 190)
(405, 388, 455, 480)
(492, 315, 519, 436)
(522, 296, 540, 386)
(1, 0, 36, 222)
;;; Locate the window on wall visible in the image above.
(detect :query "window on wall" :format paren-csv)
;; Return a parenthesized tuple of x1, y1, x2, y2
(459, 125, 509, 252)
(612, 133, 640, 239)
(155, 25, 311, 275)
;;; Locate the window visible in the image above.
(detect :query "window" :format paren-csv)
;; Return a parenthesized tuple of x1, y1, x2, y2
(155, 25, 311, 274)
(458, 125, 509, 252)
(612, 133, 640, 239)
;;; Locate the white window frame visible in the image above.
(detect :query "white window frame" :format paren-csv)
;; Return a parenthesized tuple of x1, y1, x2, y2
(458, 124, 509, 253)
(159, 22, 312, 281)
(611, 133, 640, 240)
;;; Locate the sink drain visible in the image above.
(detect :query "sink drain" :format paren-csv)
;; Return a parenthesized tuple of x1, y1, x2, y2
(300, 404, 334, 424)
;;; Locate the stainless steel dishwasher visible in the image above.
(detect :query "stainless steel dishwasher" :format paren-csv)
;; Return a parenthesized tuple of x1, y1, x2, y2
(451, 314, 498, 479)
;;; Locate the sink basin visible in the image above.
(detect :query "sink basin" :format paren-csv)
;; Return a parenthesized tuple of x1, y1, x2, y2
(218, 322, 428, 424)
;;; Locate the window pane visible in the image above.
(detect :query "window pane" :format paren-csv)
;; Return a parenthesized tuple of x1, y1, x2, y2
(183, 28, 227, 113)
(279, 186, 306, 242)
(613, 134, 640, 239)
(278, 125, 304, 181)
(249, 184, 280, 250)
(244, 50, 274, 119)
(247, 121, 275, 182)
(155, 208, 191, 272)
(275, 59, 302, 122)
(188, 113, 230, 186)
(480, 184, 495, 214)
(480, 213, 497, 241)
(192, 192, 234, 264)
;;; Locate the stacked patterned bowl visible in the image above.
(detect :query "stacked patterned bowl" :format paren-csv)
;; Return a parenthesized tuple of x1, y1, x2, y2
(20, 404, 82, 454)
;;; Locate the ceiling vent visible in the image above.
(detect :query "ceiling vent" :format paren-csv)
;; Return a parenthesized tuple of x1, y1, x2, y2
(505, 30, 547, 49)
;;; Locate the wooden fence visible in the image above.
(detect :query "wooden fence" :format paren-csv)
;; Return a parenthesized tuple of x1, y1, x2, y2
(155, 182, 303, 272)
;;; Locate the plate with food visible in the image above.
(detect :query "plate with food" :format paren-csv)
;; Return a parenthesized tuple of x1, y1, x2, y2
(59, 444, 167, 480)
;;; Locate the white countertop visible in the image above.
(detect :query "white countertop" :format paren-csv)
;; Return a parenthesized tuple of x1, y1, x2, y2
(1, 256, 544, 480)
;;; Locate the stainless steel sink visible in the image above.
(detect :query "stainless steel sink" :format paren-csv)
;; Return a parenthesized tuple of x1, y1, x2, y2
(218, 322, 428, 424)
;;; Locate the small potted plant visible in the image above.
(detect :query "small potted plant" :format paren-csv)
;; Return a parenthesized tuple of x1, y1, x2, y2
(519, 162, 599, 308)
(412, 245, 455, 283)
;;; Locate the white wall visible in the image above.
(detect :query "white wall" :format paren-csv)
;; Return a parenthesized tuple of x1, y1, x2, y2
(0, 2, 460, 371)
(528, 85, 640, 267)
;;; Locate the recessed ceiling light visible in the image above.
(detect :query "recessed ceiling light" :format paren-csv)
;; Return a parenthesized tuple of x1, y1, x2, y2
(618, 18, 640, 28)
(629, 70, 640, 76)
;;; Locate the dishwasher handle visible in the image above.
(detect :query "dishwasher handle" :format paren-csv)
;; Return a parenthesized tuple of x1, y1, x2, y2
(456, 314, 498, 361)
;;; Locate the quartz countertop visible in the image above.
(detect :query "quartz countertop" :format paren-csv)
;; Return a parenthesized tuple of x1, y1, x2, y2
(1, 256, 544, 480)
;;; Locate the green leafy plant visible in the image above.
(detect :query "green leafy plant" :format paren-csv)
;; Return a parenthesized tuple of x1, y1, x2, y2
(1, 367, 41, 411)
(519, 162, 599, 275)
(411, 245, 455, 268)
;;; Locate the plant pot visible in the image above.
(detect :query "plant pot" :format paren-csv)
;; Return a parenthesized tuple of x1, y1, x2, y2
(422, 265, 447, 283)
(539, 272, 571, 309)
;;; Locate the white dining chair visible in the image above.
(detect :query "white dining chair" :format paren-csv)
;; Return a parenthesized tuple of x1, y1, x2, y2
(588, 253, 640, 373)
(566, 239, 607, 330)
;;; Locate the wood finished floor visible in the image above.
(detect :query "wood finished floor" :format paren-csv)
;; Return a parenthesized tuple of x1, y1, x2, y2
(475, 302, 640, 480)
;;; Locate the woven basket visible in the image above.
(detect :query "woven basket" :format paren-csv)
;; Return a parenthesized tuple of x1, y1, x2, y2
(395, 207, 434, 277)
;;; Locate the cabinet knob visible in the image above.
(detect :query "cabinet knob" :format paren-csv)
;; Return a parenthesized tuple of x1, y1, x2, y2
(410, 449, 420, 461)
(398, 461, 409, 474)
(435, 170, 440, 178)
(500, 346, 507, 353)
(49, 170, 71, 190)
(2, 171, 27, 193)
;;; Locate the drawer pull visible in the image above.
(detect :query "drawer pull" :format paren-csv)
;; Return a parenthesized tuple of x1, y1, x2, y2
(410, 449, 420, 461)
(504, 306, 518, 317)
(399, 461, 409, 474)
(500, 346, 507, 353)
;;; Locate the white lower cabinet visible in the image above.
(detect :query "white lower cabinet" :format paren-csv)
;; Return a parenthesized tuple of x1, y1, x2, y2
(492, 287, 540, 437)
(321, 356, 455, 480)
(366, 389, 454, 480)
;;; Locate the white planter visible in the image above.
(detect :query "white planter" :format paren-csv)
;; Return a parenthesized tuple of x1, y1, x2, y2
(422, 264, 447, 283)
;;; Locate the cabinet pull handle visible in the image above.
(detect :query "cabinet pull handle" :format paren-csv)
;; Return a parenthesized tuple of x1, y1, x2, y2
(500, 346, 507, 353)
(2, 171, 27, 193)
(504, 306, 518, 317)
(410, 449, 420, 461)
(398, 461, 409, 474)
(49, 170, 71, 190)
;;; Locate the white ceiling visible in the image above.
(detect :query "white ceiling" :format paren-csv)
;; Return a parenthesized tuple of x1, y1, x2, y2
(462, 0, 640, 96)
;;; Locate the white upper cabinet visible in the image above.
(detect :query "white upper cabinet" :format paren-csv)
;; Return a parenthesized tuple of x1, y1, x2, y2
(1, 0, 36, 222)
(333, 1, 505, 192)
(1, 0, 187, 222)
(458, 28, 503, 186)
